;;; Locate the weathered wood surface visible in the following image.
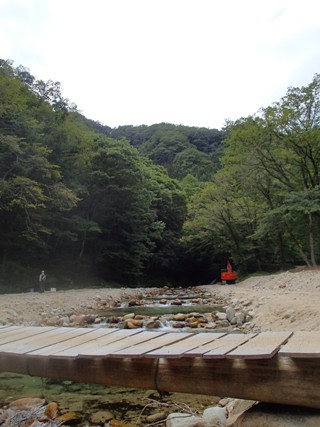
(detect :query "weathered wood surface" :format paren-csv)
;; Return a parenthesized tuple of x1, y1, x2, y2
(110, 331, 192, 358)
(0, 326, 57, 344)
(279, 331, 320, 358)
(146, 332, 226, 358)
(0, 326, 320, 409)
(47, 329, 140, 358)
(226, 331, 293, 359)
(187, 333, 255, 358)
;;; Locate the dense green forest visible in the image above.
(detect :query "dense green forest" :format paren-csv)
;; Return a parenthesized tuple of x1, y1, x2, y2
(1, 58, 320, 291)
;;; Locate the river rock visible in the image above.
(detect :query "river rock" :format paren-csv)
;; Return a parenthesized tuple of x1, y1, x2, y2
(247, 310, 255, 318)
(216, 320, 231, 328)
(109, 419, 133, 427)
(126, 319, 143, 329)
(226, 307, 236, 322)
(237, 312, 246, 324)
(45, 315, 63, 326)
(145, 319, 163, 329)
(171, 300, 183, 305)
(83, 315, 96, 324)
(113, 300, 122, 307)
(203, 406, 226, 426)
(166, 413, 205, 427)
(188, 321, 200, 328)
(218, 398, 230, 407)
(69, 314, 86, 326)
(227, 402, 320, 426)
(204, 322, 217, 329)
(89, 410, 114, 424)
(147, 411, 167, 422)
(128, 300, 142, 306)
(173, 313, 187, 321)
(123, 313, 135, 320)
(172, 321, 185, 328)
(214, 312, 227, 321)
(9, 397, 46, 410)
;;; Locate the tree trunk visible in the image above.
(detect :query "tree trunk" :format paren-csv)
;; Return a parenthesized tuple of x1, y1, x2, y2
(308, 213, 317, 267)
(285, 224, 311, 267)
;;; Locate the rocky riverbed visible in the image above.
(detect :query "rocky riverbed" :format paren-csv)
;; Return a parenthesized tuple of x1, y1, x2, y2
(7, 286, 254, 333)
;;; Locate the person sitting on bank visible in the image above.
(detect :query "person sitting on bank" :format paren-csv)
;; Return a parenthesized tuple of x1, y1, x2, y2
(39, 270, 46, 293)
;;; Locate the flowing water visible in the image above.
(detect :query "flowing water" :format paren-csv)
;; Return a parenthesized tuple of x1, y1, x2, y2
(0, 372, 220, 426)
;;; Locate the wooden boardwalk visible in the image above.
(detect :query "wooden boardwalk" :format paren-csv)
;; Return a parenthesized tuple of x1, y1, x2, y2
(0, 325, 320, 408)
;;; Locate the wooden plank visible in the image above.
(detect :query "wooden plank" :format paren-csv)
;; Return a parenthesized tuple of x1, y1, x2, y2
(201, 333, 257, 358)
(110, 332, 192, 358)
(47, 329, 142, 358)
(0, 325, 24, 332)
(146, 332, 226, 358)
(0, 326, 26, 337)
(279, 331, 320, 358)
(0, 326, 58, 345)
(0, 327, 75, 353)
(27, 328, 108, 356)
(0, 327, 114, 355)
(0, 326, 35, 338)
(78, 330, 169, 357)
(184, 333, 249, 358)
(227, 331, 293, 359)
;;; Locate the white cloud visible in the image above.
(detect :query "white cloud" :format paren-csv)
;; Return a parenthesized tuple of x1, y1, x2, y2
(0, 0, 319, 128)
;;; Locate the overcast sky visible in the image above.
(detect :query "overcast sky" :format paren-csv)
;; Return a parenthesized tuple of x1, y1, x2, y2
(1, 0, 320, 129)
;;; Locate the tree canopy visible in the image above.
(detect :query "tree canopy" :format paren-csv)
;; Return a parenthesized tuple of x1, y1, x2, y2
(1, 58, 319, 289)
(184, 74, 320, 273)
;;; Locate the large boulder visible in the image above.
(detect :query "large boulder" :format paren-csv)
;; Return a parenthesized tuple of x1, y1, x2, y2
(203, 406, 226, 426)
(166, 413, 205, 427)
(227, 403, 320, 426)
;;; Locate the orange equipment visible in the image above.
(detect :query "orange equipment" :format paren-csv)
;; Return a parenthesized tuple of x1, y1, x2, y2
(221, 260, 238, 284)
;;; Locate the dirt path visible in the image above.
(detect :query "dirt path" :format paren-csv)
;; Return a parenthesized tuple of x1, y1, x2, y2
(201, 269, 320, 332)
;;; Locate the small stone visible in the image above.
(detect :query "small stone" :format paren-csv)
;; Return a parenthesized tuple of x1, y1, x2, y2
(89, 411, 114, 424)
(173, 313, 187, 321)
(147, 411, 166, 422)
(214, 312, 227, 321)
(123, 313, 135, 320)
(226, 307, 236, 322)
(172, 321, 185, 328)
(218, 398, 230, 406)
(171, 300, 183, 306)
(126, 319, 143, 329)
(145, 320, 163, 329)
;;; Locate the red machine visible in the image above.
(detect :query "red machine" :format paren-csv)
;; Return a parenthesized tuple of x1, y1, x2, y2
(221, 260, 238, 284)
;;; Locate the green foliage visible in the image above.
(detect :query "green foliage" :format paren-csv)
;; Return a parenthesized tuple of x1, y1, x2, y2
(1, 57, 320, 288)
(102, 122, 225, 181)
(0, 59, 190, 286)
(185, 74, 320, 272)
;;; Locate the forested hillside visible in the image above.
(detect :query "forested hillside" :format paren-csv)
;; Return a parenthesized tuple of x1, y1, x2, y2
(0, 60, 188, 289)
(1, 58, 320, 290)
